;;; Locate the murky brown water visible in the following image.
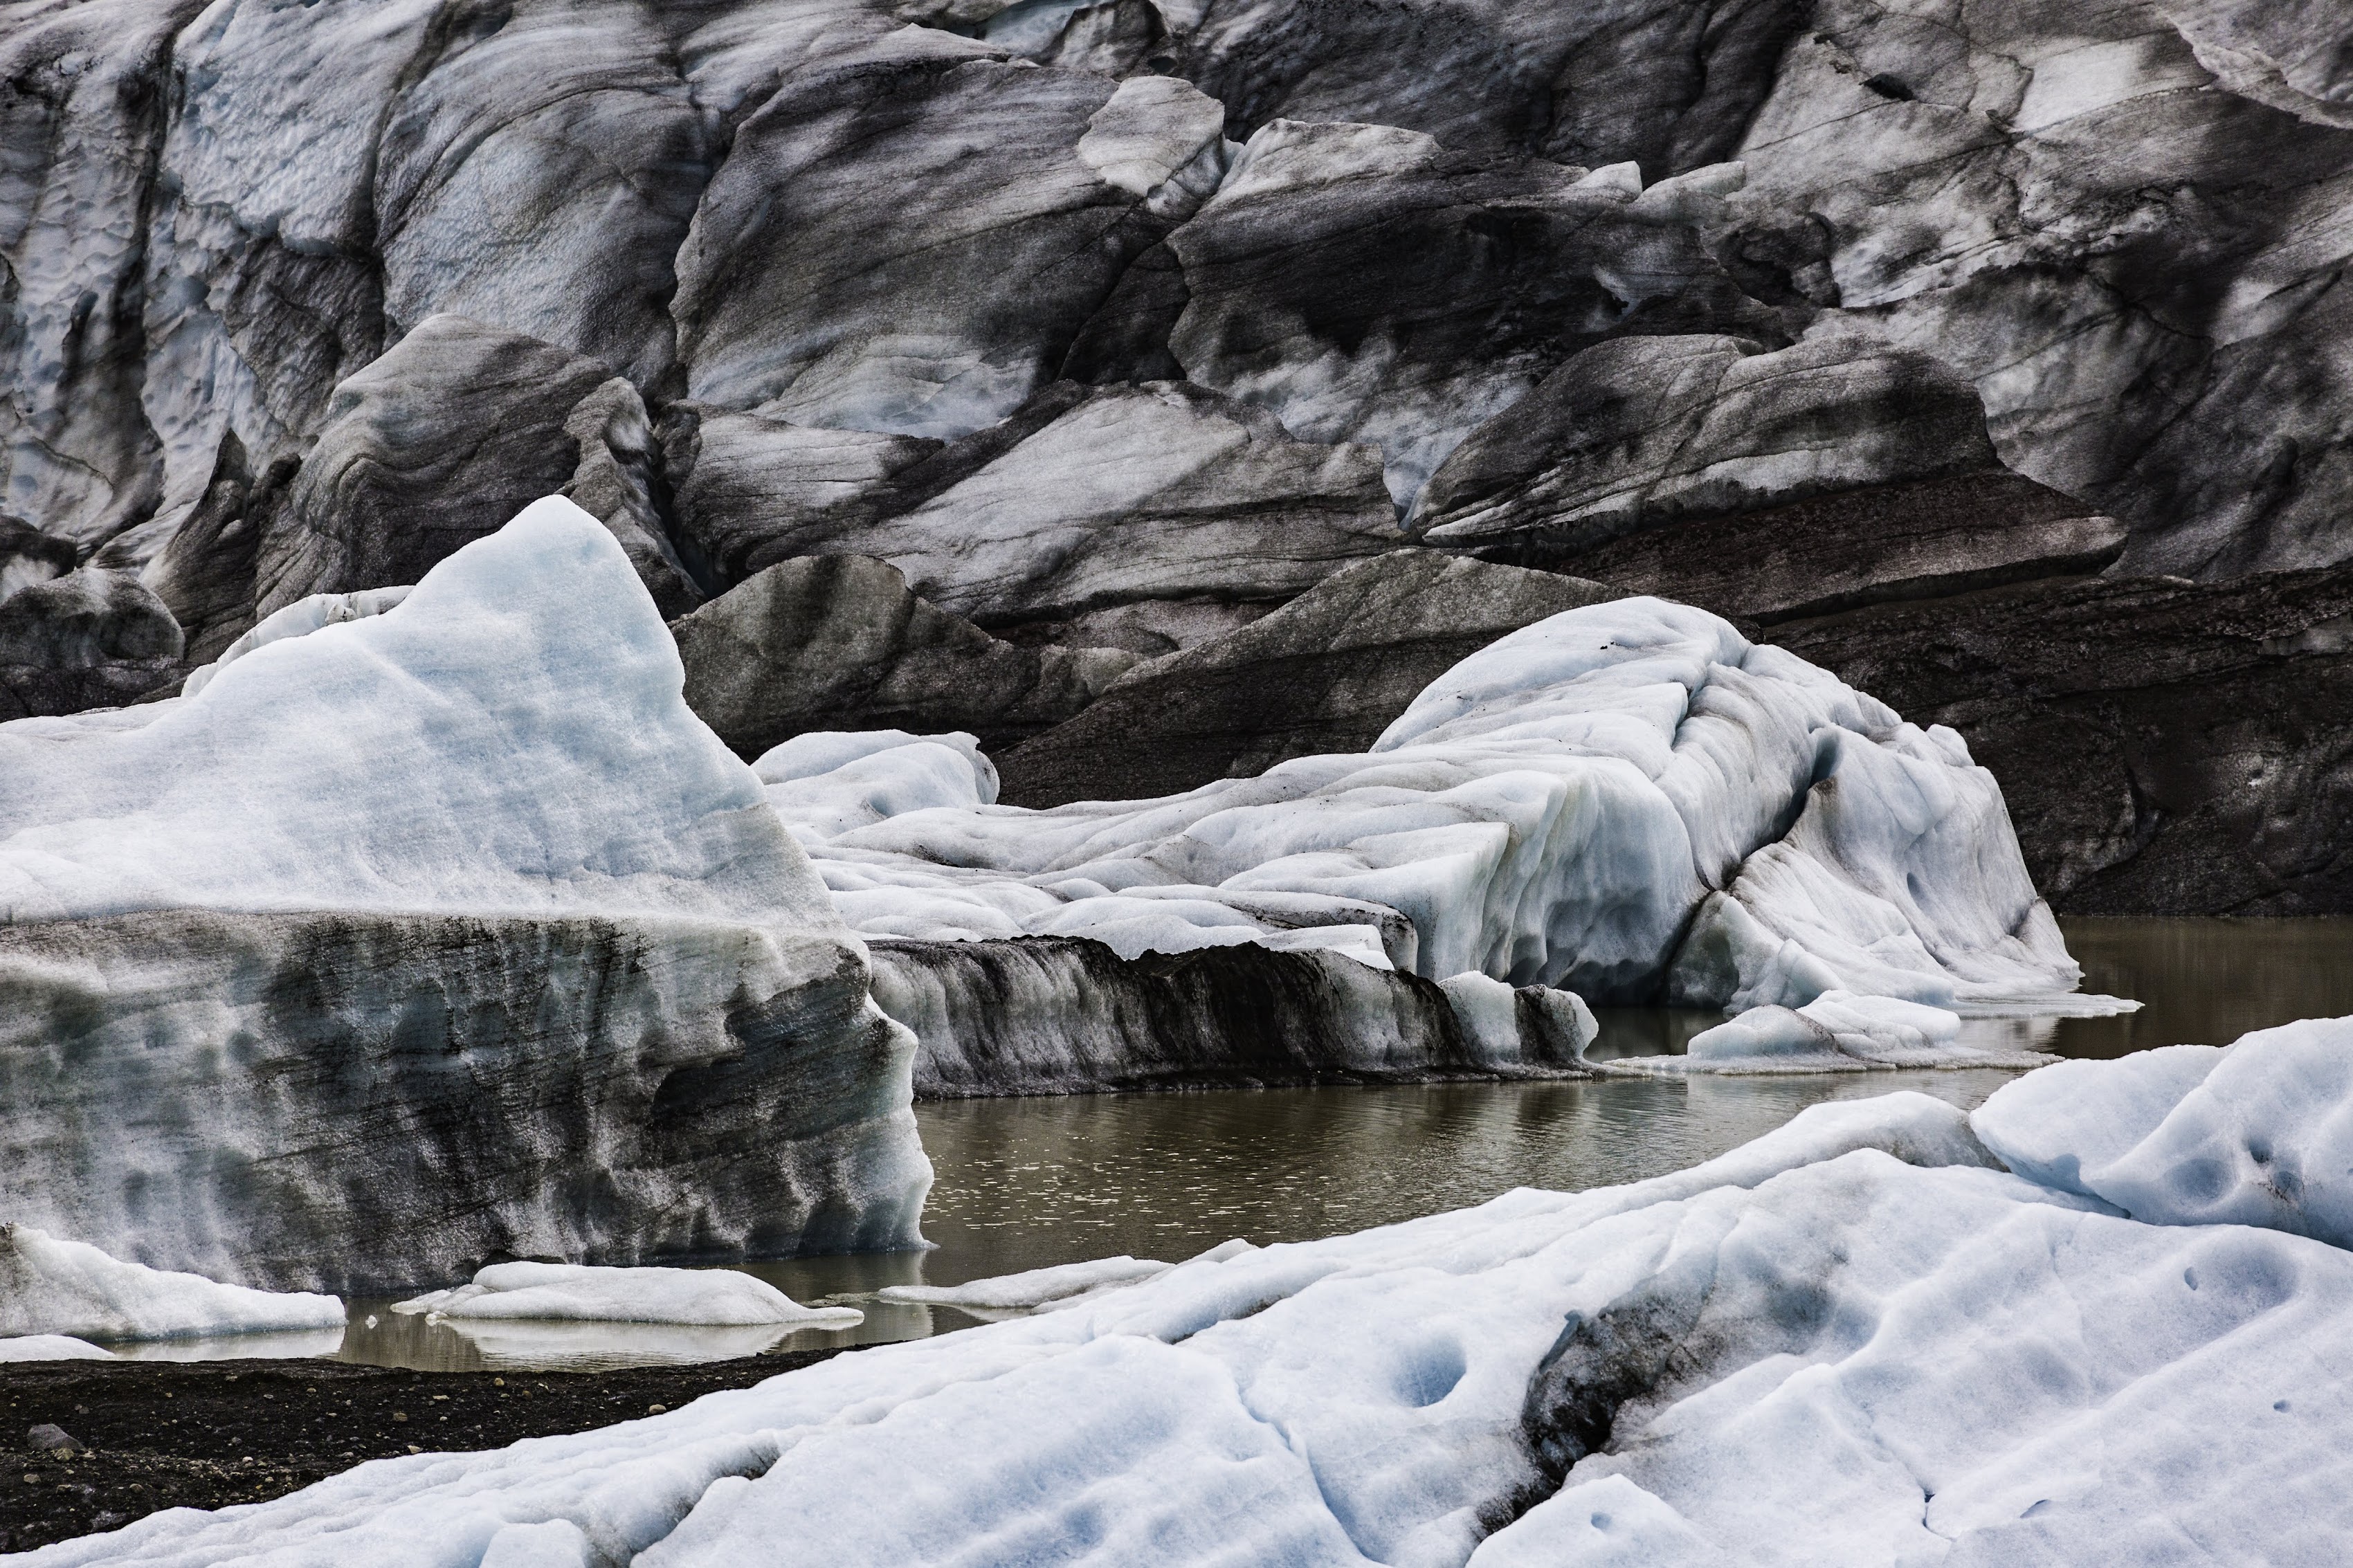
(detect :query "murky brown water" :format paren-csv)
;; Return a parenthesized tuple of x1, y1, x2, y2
(125, 917, 2353, 1369)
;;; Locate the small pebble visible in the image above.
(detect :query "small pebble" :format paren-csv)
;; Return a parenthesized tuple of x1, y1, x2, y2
(647, 1404, 666, 1414)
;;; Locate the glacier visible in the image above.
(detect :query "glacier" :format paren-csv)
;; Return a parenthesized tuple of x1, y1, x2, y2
(29, 1033, 2353, 1568)
(0, 500, 930, 1292)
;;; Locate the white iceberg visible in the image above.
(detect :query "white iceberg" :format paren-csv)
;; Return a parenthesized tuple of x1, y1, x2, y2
(0, 1335, 114, 1362)
(768, 600, 2106, 1017)
(54, 1080, 2353, 1567)
(1974, 1015, 2353, 1246)
(0, 1223, 345, 1342)
(392, 1263, 861, 1329)
(0, 496, 821, 930)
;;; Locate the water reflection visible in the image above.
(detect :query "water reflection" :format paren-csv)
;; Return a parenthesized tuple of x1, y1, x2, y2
(896, 1068, 2022, 1290)
(2048, 917, 2353, 1057)
(102, 1327, 346, 1363)
(309, 1288, 954, 1374)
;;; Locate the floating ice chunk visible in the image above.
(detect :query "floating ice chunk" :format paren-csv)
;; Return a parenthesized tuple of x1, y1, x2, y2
(878, 1243, 1260, 1321)
(391, 1264, 861, 1329)
(0, 1334, 114, 1362)
(1976, 1017, 2353, 1246)
(1617, 991, 2054, 1075)
(1440, 972, 1599, 1070)
(1695, 990, 1955, 1059)
(0, 1224, 345, 1342)
(880, 1256, 1175, 1313)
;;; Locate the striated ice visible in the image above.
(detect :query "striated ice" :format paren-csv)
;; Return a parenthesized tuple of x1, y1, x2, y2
(390, 1264, 860, 1329)
(0, 1224, 345, 1342)
(0, 500, 931, 1288)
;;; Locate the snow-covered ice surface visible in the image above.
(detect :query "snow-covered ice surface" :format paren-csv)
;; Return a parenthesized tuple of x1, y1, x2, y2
(392, 1264, 861, 1329)
(39, 1070, 2353, 1568)
(0, 1224, 344, 1342)
(0, 1335, 114, 1363)
(1974, 1015, 2353, 1246)
(767, 600, 2111, 1015)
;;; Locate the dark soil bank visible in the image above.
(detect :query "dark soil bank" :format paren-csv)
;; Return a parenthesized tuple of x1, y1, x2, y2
(0, 1349, 844, 1551)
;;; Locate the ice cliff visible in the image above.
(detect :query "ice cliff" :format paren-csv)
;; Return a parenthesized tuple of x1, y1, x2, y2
(37, 1022, 2353, 1567)
(0, 500, 929, 1293)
